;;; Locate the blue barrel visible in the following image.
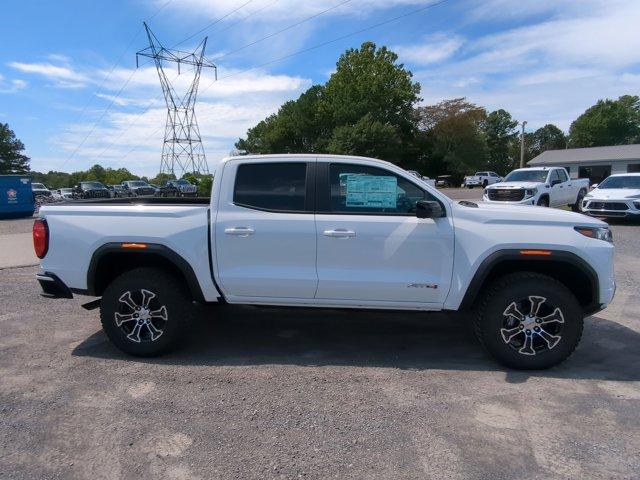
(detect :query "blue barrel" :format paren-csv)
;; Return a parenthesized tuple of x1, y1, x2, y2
(0, 175, 34, 219)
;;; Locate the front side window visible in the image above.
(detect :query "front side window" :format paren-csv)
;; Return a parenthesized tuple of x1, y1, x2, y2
(234, 162, 307, 212)
(328, 163, 429, 215)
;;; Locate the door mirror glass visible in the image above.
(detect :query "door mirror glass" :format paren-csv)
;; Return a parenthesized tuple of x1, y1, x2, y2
(416, 200, 445, 219)
(551, 179, 561, 186)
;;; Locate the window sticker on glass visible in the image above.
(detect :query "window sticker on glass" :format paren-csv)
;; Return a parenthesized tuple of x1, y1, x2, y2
(344, 174, 397, 208)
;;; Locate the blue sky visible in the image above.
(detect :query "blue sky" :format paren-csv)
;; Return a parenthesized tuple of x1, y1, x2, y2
(1, 0, 639, 177)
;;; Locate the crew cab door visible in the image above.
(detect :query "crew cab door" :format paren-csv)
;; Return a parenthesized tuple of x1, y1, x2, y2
(314, 160, 454, 306)
(214, 159, 318, 299)
(548, 169, 568, 206)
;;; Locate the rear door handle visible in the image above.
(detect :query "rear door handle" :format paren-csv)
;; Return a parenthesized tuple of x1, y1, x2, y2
(225, 227, 255, 237)
(323, 228, 356, 238)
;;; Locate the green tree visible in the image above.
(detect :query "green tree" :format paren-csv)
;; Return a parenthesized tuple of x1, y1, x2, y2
(569, 95, 640, 147)
(0, 123, 30, 174)
(236, 42, 421, 165)
(527, 124, 566, 160)
(416, 98, 487, 177)
(149, 172, 176, 186)
(484, 109, 518, 175)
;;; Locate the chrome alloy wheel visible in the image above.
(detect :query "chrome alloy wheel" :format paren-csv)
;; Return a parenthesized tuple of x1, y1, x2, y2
(114, 289, 168, 343)
(500, 296, 565, 356)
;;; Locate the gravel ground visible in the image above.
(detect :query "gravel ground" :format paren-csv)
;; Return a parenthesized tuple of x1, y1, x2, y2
(1, 200, 639, 479)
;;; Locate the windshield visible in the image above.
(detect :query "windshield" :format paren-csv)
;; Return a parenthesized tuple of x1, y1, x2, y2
(598, 176, 640, 189)
(81, 182, 104, 189)
(175, 179, 191, 185)
(32, 183, 46, 189)
(127, 181, 148, 187)
(504, 170, 548, 183)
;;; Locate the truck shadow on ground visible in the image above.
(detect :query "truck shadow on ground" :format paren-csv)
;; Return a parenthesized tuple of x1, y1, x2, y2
(73, 304, 640, 383)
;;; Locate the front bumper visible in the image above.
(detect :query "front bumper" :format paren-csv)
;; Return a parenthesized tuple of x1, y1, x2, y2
(582, 198, 640, 218)
(37, 272, 73, 299)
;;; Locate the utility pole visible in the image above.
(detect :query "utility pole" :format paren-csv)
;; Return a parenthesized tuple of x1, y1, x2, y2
(519, 120, 527, 168)
(136, 23, 216, 177)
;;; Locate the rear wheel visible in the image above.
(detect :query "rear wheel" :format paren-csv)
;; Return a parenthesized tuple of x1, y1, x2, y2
(100, 268, 192, 356)
(474, 272, 583, 369)
(482, 180, 488, 188)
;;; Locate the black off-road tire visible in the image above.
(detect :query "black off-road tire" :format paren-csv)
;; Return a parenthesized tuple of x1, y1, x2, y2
(482, 180, 488, 188)
(572, 189, 587, 212)
(537, 195, 550, 207)
(474, 272, 584, 370)
(100, 267, 192, 357)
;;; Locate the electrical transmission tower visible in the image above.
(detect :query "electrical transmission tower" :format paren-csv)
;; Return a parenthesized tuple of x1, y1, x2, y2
(136, 22, 216, 177)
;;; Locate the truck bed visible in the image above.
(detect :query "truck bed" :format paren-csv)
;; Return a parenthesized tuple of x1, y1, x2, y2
(66, 197, 211, 206)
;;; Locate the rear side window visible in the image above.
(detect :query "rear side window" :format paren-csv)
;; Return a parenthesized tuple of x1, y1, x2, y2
(328, 163, 429, 215)
(557, 169, 568, 182)
(234, 162, 307, 212)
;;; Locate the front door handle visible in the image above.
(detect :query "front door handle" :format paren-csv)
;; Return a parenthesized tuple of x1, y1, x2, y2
(225, 227, 255, 237)
(323, 228, 356, 238)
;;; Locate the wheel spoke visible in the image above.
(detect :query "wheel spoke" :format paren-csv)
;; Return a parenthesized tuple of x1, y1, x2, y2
(537, 328, 561, 349)
(518, 334, 536, 355)
(539, 308, 564, 326)
(500, 327, 522, 344)
(146, 322, 163, 341)
(150, 305, 168, 321)
(118, 291, 138, 310)
(503, 302, 525, 321)
(529, 296, 546, 316)
(127, 323, 143, 343)
(141, 289, 156, 309)
(114, 312, 136, 327)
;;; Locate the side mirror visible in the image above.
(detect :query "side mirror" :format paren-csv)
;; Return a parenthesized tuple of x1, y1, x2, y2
(550, 179, 561, 186)
(591, 183, 598, 189)
(416, 200, 445, 219)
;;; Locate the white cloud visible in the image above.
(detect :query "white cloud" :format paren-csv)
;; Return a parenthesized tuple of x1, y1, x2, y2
(8, 61, 89, 88)
(393, 35, 463, 65)
(0, 74, 27, 94)
(38, 68, 311, 176)
(405, 0, 640, 132)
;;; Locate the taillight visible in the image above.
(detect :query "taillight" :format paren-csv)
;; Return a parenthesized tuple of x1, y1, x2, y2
(33, 219, 49, 259)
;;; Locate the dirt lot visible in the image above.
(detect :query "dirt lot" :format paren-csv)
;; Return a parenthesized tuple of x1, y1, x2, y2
(1, 196, 639, 479)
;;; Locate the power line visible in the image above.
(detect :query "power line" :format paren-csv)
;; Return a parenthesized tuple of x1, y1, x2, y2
(59, 0, 174, 170)
(115, 0, 450, 167)
(212, 0, 354, 62)
(171, 0, 255, 49)
(202, 0, 451, 93)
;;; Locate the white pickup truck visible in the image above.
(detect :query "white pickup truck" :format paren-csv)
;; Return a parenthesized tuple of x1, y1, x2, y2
(34, 154, 615, 369)
(483, 167, 589, 210)
(463, 171, 503, 188)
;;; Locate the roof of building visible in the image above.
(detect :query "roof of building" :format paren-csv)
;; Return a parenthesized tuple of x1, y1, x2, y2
(528, 144, 640, 165)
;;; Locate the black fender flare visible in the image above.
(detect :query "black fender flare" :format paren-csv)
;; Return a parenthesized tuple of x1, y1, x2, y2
(458, 249, 600, 312)
(85, 242, 206, 302)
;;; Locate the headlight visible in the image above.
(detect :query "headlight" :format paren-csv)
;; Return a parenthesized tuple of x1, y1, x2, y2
(574, 226, 613, 243)
(584, 193, 593, 198)
(524, 188, 537, 198)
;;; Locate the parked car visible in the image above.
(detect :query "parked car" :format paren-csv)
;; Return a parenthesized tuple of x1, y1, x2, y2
(435, 175, 454, 188)
(0, 175, 34, 219)
(581, 173, 640, 219)
(73, 181, 110, 199)
(35, 154, 615, 370)
(122, 180, 156, 197)
(158, 179, 198, 197)
(406, 170, 436, 188)
(31, 183, 51, 198)
(483, 167, 589, 211)
(107, 184, 129, 198)
(52, 188, 74, 200)
(464, 171, 503, 188)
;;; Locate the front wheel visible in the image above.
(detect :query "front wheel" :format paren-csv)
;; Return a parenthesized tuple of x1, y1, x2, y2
(100, 268, 192, 356)
(537, 196, 549, 207)
(474, 272, 583, 369)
